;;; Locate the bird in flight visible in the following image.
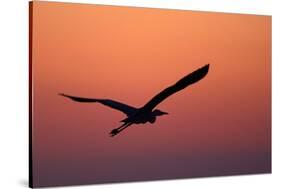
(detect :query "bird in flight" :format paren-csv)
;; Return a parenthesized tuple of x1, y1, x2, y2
(60, 64, 209, 137)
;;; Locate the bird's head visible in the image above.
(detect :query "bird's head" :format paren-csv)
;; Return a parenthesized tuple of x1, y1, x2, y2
(152, 109, 169, 116)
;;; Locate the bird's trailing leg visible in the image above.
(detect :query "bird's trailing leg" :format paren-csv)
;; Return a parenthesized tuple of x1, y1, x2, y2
(110, 122, 132, 137)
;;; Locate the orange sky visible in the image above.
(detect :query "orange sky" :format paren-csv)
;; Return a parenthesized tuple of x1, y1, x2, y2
(31, 1, 271, 187)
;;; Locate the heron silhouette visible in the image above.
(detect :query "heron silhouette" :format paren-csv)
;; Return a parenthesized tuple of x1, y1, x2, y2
(59, 64, 209, 137)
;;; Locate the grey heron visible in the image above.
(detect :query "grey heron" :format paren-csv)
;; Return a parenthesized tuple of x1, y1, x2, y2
(59, 64, 209, 137)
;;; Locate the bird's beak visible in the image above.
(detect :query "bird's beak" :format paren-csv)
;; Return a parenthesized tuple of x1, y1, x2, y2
(162, 111, 169, 115)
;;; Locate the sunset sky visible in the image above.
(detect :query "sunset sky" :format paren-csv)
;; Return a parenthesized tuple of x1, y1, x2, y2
(31, 1, 271, 187)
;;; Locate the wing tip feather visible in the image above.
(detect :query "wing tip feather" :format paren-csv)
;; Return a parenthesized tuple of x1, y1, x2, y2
(196, 63, 210, 79)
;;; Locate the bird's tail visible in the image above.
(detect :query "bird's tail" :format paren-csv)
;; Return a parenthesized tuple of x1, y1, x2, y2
(120, 117, 129, 123)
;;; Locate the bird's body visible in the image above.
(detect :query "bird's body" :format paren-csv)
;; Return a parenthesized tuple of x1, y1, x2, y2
(120, 108, 163, 124)
(60, 64, 210, 137)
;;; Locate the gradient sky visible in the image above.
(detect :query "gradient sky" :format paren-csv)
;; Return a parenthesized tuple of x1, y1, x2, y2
(31, 1, 271, 187)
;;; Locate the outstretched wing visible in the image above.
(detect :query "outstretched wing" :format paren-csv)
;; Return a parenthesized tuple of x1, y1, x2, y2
(59, 93, 138, 116)
(142, 64, 209, 111)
